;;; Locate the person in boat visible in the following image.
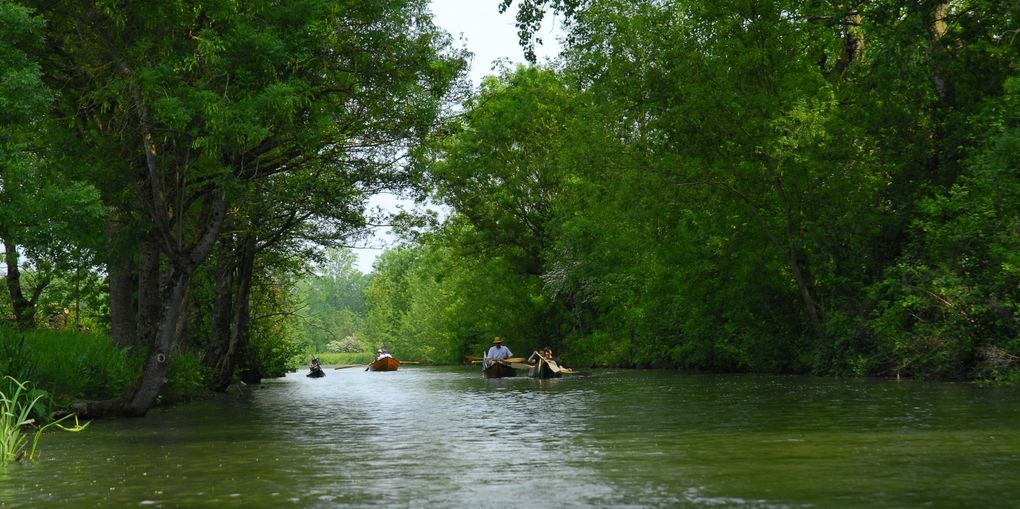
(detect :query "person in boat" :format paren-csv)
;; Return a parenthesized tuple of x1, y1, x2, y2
(308, 356, 324, 377)
(528, 346, 554, 365)
(375, 348, 393, 360)
(484, 336, 513, 367)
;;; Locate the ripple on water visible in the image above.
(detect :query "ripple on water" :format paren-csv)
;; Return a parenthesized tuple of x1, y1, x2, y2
(4, 368, 1019, 508)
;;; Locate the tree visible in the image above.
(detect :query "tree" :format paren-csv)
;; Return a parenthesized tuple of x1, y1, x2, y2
(297, 248, 371, 354)
(0, 1, 104, 329)
(27, 0, 463, 415)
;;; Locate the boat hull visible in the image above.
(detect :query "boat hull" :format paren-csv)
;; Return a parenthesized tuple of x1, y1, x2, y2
(483, 362, 516, 378)
(528, 360, 562, 379)
(368, 356, 400, 371)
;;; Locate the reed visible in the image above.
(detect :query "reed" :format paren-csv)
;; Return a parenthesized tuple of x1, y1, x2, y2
(0, 376, 89, 466)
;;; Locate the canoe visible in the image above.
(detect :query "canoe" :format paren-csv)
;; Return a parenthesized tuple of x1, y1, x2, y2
(528, 358, 562, 379)
(368, 356, 400, 372)
(483, 361, 516, 378)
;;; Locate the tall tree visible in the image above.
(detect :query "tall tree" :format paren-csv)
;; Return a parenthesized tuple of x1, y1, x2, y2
(28, 0, 463, 416)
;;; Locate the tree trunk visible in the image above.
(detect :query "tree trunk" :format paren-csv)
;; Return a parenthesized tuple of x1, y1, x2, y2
(107, 218, 138, 348)
(209, 236, 257, 391)
(124, 264, 190, 415)
(74, 196, 227, 418)
(3, 239, 33, 329)
(136, 236, 161, 347)
(230, 239, 258, 385)
(2, 239, 49, 329)
(929, 2, 952, 105)
(206, 247, 236, 390)
(833, 12, 863, 86)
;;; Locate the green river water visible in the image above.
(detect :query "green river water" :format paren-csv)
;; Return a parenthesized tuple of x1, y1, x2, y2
(1, 367, 1018, 508)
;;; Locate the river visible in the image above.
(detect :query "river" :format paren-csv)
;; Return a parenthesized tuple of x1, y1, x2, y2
(2, 367, 1018, 507)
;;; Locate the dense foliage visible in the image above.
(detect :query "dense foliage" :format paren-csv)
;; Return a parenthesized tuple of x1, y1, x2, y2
(3, 0, 1017, 403)
(1, 0, 464, 415)
(364, 0, 1019, 380)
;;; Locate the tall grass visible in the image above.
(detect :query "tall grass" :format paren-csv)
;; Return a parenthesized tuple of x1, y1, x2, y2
(0, 326, 140, 400)
(1, 376, 88, 466)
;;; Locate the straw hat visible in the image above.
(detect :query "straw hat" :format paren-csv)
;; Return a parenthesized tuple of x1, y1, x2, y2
(492, 336, 503, 344)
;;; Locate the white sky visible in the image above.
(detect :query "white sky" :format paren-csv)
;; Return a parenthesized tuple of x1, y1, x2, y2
(351, 0, 563, 273)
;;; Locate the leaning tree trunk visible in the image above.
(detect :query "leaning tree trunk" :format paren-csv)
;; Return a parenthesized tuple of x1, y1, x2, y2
(74, 194, 227, 418)
(125, 263, 192, 413)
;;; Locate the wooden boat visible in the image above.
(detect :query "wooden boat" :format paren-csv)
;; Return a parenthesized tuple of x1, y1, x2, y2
(483, 361, 517, 378)
(528, 358, 562, 379)
(307, 366, 325, 378)
(368, 356, 400, 372)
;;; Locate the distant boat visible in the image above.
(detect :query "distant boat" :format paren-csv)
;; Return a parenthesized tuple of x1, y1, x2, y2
(368, 356, 400, 372)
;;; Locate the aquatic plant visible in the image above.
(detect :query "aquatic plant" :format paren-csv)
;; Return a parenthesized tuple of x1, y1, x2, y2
(0, 376, 88, 466)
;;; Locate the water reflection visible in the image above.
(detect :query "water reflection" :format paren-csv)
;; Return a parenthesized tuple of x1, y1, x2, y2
(1, 369, 1018, 508)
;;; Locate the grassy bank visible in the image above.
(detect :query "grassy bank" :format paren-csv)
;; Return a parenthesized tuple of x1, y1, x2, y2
(0, 325, 210, 405)
(0, 326, 138, 401)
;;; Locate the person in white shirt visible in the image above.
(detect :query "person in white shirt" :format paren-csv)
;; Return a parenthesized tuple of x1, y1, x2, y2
(484, 336, 512, 365)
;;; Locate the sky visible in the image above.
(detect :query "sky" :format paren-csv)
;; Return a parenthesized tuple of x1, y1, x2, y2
(350, 0, 564, 273)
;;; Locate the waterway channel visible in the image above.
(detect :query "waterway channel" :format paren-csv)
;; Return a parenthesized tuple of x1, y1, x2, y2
(2, 367, 1018, 507)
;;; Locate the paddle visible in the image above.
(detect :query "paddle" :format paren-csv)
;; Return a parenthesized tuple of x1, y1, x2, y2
(471, 357, 525, 364)
(332, 364, 362, 370)
(544, 359, 562, 373)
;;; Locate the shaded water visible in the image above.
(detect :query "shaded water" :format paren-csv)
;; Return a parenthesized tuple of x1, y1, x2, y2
(2, 368, 1019, 507)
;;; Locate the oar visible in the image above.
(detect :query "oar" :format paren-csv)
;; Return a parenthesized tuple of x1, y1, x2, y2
(472, 357, 525, 364)
(333, 364, 363, 370)
(544, 359, 563, 373)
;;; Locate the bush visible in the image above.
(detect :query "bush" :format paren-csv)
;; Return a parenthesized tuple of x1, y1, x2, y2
(326, 335, 363, 353)
(161, 347, 210, 404)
